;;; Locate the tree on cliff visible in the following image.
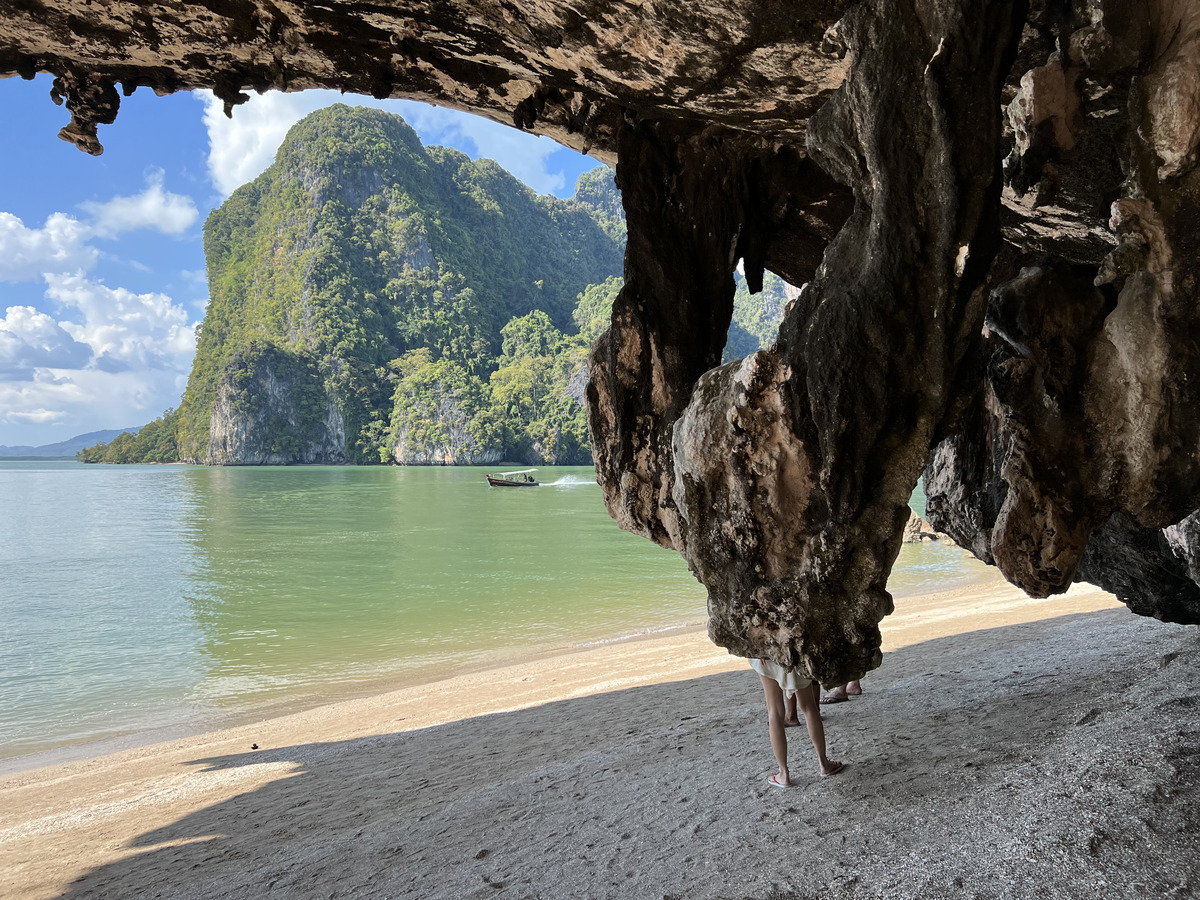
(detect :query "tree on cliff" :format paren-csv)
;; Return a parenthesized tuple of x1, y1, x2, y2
(572, 276, 623, 344)
(81, 107, 787, 466)
(489, 311, 591, 465)
(174, 104, 624, 465)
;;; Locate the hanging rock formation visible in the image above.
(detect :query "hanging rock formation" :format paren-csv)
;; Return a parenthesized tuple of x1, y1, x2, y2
(6, 0, 1200, 684)
(924, 0, 1200, 627)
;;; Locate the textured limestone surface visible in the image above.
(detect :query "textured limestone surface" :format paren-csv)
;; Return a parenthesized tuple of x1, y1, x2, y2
(392, 400, 504, 466)
(926, 0, 1200, 630)
(0, 0, 851, 158)
(204, 345, 347, 465)
(9, 0, 1200, 682)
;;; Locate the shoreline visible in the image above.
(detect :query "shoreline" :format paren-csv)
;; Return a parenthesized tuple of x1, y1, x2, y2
(1, 546, 998, 774)
(0, 568, 1077, 776)
(2, 578, 1118, 785)
(2, 577, 1170, 900)
(0, 616, 715, 777)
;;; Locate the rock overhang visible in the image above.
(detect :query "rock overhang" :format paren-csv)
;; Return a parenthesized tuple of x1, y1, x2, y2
(8, 0, 1200, 683)
(0, 0, 854, 159)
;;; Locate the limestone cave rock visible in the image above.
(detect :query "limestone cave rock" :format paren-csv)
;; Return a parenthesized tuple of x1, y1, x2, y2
(924, 1, 1200, 628)
(8, 0, 1200, 684)
(0, 0, 852, 158)
(903, 512, 947, 544)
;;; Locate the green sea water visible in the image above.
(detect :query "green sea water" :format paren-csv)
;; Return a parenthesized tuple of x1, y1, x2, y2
(0, 460, 992, 766)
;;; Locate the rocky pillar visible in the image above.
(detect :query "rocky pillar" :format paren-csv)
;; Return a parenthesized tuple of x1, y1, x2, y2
(926, 3, 1200, 625)
(587, 122, 751, 550)
(669, 0, 1027, 685)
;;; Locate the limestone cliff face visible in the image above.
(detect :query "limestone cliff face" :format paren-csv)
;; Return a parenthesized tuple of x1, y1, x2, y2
(12, 0, 1200, 680)
(392, 397, 502, 466)
(563, 362, 589, 409)
(206, 384, 346, 466)
(176, 104, 622, 465)
(199, 342, 346, 466)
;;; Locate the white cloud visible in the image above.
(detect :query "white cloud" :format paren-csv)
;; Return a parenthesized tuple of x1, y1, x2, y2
(0, 370, 81, 431)
(0, 367, 175, 437)
(0, 305, 94, 374)
(200, 89, 337, 196)
(0, 212, 97, 282)
(198, 89, 572, 197)
(44, 273, 196, 371)
(0, 276, 198, 443)
(0, 171, 200, 285)
(2, 407, 64, 425)
(80, 169, 199, 237)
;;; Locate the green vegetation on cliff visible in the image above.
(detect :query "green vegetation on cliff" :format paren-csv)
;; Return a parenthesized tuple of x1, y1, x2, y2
(488, 310, 591, 465)
(724, 271, 794, 362)
(384, 348, 502, 464)
(177, 104, 622, 465)
(82, 105, 790, 466)
(77, 410, 179, 463)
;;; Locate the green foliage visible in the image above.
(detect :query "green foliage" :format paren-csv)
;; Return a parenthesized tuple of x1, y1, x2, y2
(387, 265, 494, 373)
(572, 165, 625, 242)
(386, 349, 503, 462)
(572, 276, 623, 344)
(77, 408, 181, 463)
(354, 413, 392, 463)
(726, 271, 792, 361)
(722, 323, 761, 363)
(489, 312, 592, 464)
(179, 104, 625, 465)
(500, 309, 561, 360)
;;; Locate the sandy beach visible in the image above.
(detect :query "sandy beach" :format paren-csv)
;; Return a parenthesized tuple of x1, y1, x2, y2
(2, 576, 1198, 899)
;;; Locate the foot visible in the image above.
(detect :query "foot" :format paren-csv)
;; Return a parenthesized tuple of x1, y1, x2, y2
(821, 686, 849, 704)
(783, 715, 802, 727)
(767, 772, 791, 788)
(819, 760, 845, 778)
(845, 680, 862, 696)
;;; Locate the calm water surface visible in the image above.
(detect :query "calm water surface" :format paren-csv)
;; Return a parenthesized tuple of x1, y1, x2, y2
(0, 460, 990, 763)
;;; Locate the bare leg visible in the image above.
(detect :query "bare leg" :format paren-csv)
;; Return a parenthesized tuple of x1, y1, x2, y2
(758, 674, 790, 785)
(784, 692, 801, 726)
(796, 682, 842, 776)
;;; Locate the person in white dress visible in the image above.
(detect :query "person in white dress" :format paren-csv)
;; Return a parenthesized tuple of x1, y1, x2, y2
(750, 658, 844, 787)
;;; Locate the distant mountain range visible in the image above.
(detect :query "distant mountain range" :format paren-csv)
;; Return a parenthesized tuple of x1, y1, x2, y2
(0, 428, 141, 458)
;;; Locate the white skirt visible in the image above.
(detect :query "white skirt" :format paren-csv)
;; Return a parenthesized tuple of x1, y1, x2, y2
(749, 658, 812, 699)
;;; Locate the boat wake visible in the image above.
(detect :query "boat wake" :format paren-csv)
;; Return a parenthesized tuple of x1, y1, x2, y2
(545, 475, 596, 487)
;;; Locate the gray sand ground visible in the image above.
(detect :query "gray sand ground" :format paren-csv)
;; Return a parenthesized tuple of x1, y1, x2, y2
(2, 590, 1198, 899)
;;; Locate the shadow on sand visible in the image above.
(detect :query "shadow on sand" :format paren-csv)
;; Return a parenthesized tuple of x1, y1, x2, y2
(57, 609, 1199, 900)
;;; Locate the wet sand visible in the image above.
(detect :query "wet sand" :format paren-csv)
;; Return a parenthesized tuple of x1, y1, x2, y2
(2, 578, 1198, 899)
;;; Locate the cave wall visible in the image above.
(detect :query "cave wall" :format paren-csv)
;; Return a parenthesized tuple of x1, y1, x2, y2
(7, 0, 1200, 684)
(925, 0, 1200, 627)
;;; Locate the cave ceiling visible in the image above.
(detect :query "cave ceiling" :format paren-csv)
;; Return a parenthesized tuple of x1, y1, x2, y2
(0, 0, 853, 158)
(7, 0, 1200, 684)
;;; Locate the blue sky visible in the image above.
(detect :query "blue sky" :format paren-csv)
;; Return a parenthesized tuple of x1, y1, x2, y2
(0, 76, 600, 447)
